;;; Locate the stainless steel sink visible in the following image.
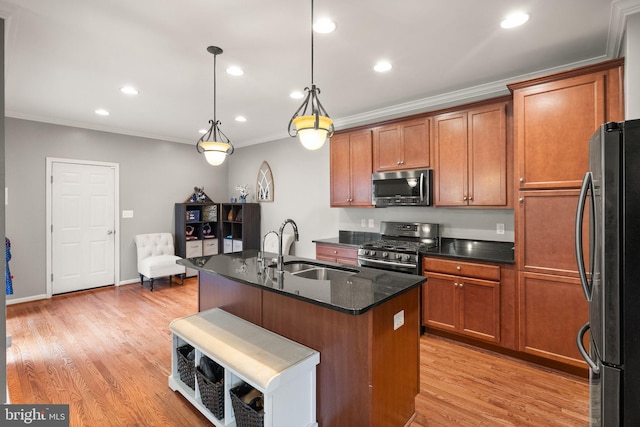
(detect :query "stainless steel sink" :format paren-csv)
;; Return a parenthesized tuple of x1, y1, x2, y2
(271, 261, 359, 280)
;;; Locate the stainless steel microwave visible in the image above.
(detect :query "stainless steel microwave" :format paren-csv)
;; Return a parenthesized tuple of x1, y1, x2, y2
(371, 169, 432, 207)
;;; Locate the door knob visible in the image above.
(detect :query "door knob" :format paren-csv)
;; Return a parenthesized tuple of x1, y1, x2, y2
(107, 230, 114, 235)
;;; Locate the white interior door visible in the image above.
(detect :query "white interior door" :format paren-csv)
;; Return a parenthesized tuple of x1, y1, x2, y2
(51, 162, 116, 294)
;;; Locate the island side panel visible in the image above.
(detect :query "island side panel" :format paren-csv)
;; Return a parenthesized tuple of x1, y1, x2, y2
(198, 272, 262, 325)
(371, 286, 420, 426)
(261, 291, 373, 427)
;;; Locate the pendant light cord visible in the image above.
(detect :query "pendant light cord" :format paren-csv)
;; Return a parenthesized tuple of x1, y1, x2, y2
(310, 0, 314, 86)
(213, 51, 217, 124)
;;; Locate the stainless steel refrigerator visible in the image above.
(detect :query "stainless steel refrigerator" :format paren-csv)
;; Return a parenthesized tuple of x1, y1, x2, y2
(575, 120, 640, 426)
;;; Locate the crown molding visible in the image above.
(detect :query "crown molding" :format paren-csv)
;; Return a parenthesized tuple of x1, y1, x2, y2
(608, 0, 640, 56)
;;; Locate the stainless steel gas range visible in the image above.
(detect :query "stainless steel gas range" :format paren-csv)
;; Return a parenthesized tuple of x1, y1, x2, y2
(358, 221, 440, 275)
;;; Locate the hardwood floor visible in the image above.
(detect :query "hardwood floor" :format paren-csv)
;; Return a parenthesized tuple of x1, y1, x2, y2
(6, 278, 589, 426)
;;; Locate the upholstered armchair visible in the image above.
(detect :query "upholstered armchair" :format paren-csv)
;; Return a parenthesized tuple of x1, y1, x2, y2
(134, 233, 185, 291)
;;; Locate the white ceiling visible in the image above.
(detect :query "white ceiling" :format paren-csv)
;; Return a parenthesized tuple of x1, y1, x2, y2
(0, 0, 637, 148)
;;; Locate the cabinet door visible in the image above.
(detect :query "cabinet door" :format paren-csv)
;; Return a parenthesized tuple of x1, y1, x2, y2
(349, 130, 374, 207)
(458, 277, 500, 343)
(399, 118, 430, 170)
(330, 130, 372, 207)
(434, 112, 468, 206)
(330, 133, 352, 207)
(421, 272, 457, 332)
(468, 103, 507, 206)
(517, 189, 585, 277)
(513, 72, 606, 190)
(372, 125, 401, 171)
(519, 271, 588, 368)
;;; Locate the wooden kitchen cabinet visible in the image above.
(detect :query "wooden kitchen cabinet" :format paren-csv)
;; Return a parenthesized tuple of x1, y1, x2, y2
(510, 59, 624, 190)
(516, 189, 587, 277)
(330, 129, 373, 207)
(519, 271, 589, 368)
(508, 59, 623, 372)
(433, 101, 510, 207)
(372, 117, 430, 172)
(315, 243, 358, 266)
(422, 257, 501, 344)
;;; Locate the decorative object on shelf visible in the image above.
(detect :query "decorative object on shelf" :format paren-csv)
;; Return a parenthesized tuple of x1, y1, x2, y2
(186, 210, 200, 222)
(230, 197, 237, 203)
(186, 187, 212, 203)
(257, 161, 274, 202)
(227, 209, 234, 221)
(185, 225, 196, 240)
(202, 205, 217, 222)
(196, 46, 234, 166)
(235, 184, 249, 203)
(203, 223, 213, 237)
(287, 0, 334, 151)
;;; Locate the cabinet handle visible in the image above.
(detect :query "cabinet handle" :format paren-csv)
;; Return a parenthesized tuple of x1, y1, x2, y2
(468, 196, 473, 201)
(454, 283, 458, 287)
(459, 283, 464, 288)
(519, 197, 524, 203)
(456, 265, 461, 271)
(519, 177, 524, 183)
(463, 196, 468, 201)
(333, 250, 337, 254)
(397, 161, 401, 165)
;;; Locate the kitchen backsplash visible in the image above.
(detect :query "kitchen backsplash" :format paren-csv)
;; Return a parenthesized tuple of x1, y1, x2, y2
(337, 207, 515, 242)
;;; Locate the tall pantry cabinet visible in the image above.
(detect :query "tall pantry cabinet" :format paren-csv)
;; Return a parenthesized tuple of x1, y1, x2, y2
(508, 58, 624, 370)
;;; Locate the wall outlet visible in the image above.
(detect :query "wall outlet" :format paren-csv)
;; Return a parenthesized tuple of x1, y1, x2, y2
(122, 210, 134, 219)
(393, 310, 405, 330)
(496, 223, 505, 235)
(361, 218, 367, 228)
(368, 218, 375, 228)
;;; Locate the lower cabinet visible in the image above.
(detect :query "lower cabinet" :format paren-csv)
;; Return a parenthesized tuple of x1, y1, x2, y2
(518, 271, 588, 368)
(422, 257, 501, 344)
(169, 308, 320, 427)
(315, 243, 358, 266)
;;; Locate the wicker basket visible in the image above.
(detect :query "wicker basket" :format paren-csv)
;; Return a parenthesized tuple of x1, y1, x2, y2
(196, 367, 224, 419)
(176, 344, 195, 390)
(230, 383, 265, 427)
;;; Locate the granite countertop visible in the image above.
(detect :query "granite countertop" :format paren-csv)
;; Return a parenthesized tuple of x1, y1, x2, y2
(313, 231, 515, 264)
(424, 238, 515, 264)
(179, 249, 425, 316)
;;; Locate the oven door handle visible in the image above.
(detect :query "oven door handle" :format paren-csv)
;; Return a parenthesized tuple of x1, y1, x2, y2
(358, 257, 417, 269)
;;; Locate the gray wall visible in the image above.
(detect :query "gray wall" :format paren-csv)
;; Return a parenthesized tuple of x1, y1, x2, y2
(5, 118, 227, 301)
(625, 12, 640, 119)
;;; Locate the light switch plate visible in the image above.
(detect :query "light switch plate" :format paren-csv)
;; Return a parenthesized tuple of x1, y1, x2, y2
(368, 218, 375, 228)
(361, 218, 367, 227)
(393, 310, 405, 330)
(496, 223, 505, 235)
(122, 210, 134, 219)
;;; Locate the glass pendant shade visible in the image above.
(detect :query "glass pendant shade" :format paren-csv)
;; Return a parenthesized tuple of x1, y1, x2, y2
(199, 141, 232, 165)
(292, 115, 333, 150)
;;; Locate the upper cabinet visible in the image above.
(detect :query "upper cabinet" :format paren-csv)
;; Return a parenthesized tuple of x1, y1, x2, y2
(433, 101, 511, 207)
(372, 118, 430, 172)
(509, 59, 624, 190)
(330, 129, 373, 207)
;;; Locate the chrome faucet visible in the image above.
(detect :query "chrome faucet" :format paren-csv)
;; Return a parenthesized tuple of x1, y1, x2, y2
(258, 230, 279, 271)
(277, 219, 299, 272)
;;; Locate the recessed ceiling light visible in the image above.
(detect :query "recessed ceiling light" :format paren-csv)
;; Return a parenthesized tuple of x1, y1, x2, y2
(501, 12, 530, 29)
(235, 116, 247, 122)
(198, 129, 207, 134)
(95, 109, 110, 116)
(226, 66, 244, 76)
(313, 17, 336, 34)
(120, 86, 139, 95)
(290, 91, 304, 99)
(374, 61, 392, 72)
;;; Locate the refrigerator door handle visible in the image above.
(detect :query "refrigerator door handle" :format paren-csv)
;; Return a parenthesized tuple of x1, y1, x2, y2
(576, 322, 599, 373)
(576, 171, 595, 301)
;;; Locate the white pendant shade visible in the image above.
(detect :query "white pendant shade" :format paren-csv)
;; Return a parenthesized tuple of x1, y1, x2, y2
(199, 141, 231, 165)
(293, 115, 333, 150)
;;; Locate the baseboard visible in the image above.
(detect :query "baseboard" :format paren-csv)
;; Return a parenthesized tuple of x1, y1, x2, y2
(6, 294, 48, 305)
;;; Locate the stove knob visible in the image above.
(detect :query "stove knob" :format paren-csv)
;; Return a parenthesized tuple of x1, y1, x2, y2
(368, 250, 375, 256)
(382, 252, 388, 258)
(396, 253, 403, 260)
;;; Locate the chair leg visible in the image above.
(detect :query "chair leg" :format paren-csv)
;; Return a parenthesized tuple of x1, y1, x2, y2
(139, 274, 144, 286)
(180, 274, 184, 286)
(150, 278, 154, 291)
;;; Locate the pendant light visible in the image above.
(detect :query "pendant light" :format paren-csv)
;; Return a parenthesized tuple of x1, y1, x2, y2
(196, 46, 234, 166)
(287, 0, 334, 150)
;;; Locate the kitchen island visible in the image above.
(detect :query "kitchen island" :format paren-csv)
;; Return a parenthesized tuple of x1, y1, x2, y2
(178, 250, 426, 427)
